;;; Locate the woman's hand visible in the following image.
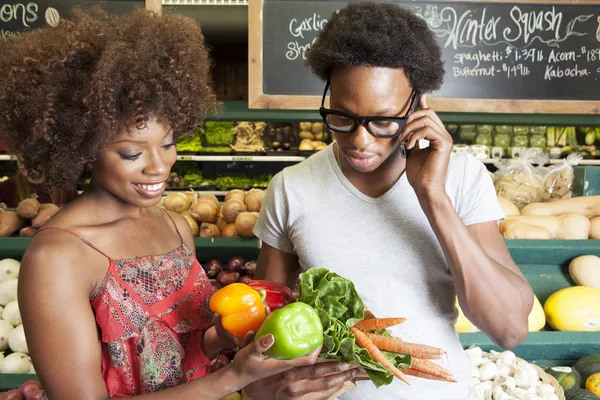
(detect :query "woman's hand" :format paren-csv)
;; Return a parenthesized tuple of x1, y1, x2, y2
(232, 334, 325, 388)
(398, 94, 453, 199)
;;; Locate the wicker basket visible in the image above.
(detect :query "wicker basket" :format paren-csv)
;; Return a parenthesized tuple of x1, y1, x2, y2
(532, 364, 566, 400)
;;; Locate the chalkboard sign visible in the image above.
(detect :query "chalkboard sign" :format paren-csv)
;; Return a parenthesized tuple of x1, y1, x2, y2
(249, 0, 600, 114)
(0, 0, 145, 39)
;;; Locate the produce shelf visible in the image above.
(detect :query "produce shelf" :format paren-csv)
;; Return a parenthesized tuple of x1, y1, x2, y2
(459, 332, 600, 367)
(0, 375, 38, 391)
(176, 155, 306, 162)
(482, 159, 600, 166)
(207, 101, 600, 126)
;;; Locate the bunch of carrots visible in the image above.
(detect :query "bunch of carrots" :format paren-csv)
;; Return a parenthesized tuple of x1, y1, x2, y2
(350, 315, 456, 385)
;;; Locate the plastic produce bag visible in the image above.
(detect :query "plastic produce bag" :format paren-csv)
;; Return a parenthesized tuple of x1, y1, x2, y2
(542, 153, 581, 202)
(493, 149, 545, 209)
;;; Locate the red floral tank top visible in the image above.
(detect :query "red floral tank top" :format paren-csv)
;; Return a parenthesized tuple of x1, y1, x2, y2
(37, 213, 216, 397)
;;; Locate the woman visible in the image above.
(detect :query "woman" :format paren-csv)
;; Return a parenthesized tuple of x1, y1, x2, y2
(0, 8, 336, 399)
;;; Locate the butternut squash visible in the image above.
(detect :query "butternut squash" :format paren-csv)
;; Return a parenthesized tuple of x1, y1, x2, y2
(497, 196, 520, 217)
(0, 212, 25, 237)
(590, 216, 600, 240)
(569, 255, 600, 289)
(499, 219, 552, 240)
(521, 195, 600, 218)
(504, 214, 590, 240)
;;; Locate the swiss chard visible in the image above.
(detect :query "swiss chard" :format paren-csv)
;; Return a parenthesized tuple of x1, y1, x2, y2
(298, 268, 411, 388)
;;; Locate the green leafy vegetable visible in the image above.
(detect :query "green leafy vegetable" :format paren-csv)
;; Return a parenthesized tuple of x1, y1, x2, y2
(204, 122, 235, 145)
(298, 268, 411, 388)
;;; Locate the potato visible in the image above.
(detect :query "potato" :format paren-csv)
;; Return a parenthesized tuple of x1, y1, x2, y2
(299, 131, 314, 141)
(299, 142, 314, 151)
(221, 223, 240, 238)
(190, 200, 219, 224)
(235, 212, 258, 238)
(299, 122, 312, 131)
(245, 190, 264, 213)
(31, 203, 59, 228)
(16, 198, 40, 220)
(199, 223, 220, 238)
(222, 200, 247, 224)
(311, 122, 324, 135)
(0, 212, 25, 237)
(225, 189, 246, 204)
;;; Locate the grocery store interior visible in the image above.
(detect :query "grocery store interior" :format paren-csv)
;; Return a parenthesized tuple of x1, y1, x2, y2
(0, 0, 599, 399)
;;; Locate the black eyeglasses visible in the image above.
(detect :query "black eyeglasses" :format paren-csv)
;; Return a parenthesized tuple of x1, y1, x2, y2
(319, 80, 419, 140)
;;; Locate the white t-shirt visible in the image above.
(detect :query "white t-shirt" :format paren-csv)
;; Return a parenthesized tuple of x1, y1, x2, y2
(254, 144, 505, 400)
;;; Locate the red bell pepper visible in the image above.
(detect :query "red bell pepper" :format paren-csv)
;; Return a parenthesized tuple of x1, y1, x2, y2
(247, 280, 294, 311)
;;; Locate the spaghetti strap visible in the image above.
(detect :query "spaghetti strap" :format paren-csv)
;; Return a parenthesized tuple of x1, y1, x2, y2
(163, 210, 183, 242)
(36, 226, 112, 260)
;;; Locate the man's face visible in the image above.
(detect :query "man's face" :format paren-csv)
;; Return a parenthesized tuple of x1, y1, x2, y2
(329, 66, 414, 173)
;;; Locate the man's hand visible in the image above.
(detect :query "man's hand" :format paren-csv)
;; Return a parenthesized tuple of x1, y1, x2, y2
(398, 94, 453, 198)
(243, 360, 364, 400)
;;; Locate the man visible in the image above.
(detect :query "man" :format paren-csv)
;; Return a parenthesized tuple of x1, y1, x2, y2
(247, 3, 534, 399)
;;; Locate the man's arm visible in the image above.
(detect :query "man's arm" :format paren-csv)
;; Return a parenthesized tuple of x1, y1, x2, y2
(419, 194, 534, 349)
(255, 242, 299, 288)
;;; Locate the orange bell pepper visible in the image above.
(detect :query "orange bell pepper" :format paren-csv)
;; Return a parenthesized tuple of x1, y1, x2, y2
(209, 283, 266, 337)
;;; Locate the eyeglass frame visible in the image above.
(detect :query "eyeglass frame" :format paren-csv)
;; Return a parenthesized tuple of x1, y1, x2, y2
(318, 80, 420, 145)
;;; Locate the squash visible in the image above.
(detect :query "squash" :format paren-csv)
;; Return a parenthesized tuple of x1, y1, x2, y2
(565, 388, 600, 400)
(521, 195, 600, 218)
(500, 219, 552, 239)
(569, 255, 600, 288)
(455, 295, 545, 332)
(591, 217, 600, 240)
(497, 196, 520, 217)
(544, 286, 600, 331)
(528, 294, 546, 331)
(575, 355, 600, 384)
(504, 214, 590, 240)
(587, 373, 600, 396)
(548, 366, 583, 392)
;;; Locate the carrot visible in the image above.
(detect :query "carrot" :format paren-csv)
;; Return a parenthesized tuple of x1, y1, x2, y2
(364, 308, 376, 320)
(350, 327, 410, 385)
(363, 332, 445, 359)
(410, 358, 454, 380)
(403, 368, 456, 383)
(353, 317, 406, 330)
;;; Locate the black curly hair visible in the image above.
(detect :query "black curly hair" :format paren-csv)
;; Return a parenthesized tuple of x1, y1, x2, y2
(0, 7, 217, 190)
(306, 2, 445, 94)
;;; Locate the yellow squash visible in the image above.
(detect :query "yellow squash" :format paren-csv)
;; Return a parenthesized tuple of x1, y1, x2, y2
(544, 286, 600, 332)
(454, 295, 546, 333)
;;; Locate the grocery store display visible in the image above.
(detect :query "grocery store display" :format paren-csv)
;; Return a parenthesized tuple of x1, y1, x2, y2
(465, 347, 562, 400)
(569, 256, 600, 288)
(543, 286, 600, 332)
(160, 189, 263, 238)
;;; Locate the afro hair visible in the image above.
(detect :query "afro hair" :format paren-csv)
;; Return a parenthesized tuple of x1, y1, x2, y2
(0, 7, 217, 190)
(306, 2, 445, 93)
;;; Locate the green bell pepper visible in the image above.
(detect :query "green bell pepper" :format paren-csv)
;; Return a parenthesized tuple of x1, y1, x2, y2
(255, 302, 324, 360)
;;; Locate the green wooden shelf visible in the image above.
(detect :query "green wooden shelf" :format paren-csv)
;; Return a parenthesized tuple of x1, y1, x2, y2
(208, 101, 600, 126)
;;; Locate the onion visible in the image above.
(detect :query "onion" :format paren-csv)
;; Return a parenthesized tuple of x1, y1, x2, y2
(244, 191, 264, 213)
(199, 223, 220, 238)
(227, 257, 246, 274)
(191, 200, 219, 223)
(239, 275, 252, 284)
(0, 352, 32, 374)
(18, 380, 42, 398)
(0, 278, 17, 306)
(9, 324, 28, 354)
(235, 212, 258, 238)
(217, 271, 240, 287)
(222, 200, 247, 224)
(197, 194, 220, 211)
(181, 214, 199, 236)
(3, 301, 21, 327)
(203, 260, 222, 278)
(0, 258, 20, 283)
(3, 389, 24, 400)
(221, 223, 239, 238)
(244, 261, 257, 277)
(225, 189, 246, 203)
(163, 193, 191, 213)
(0, 319, 13, 351)
(216, 215, 227, 231)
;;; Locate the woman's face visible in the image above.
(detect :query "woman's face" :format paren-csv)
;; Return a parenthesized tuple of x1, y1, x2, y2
(329, 66, 414, 173)
(93, 118, 177, 208)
